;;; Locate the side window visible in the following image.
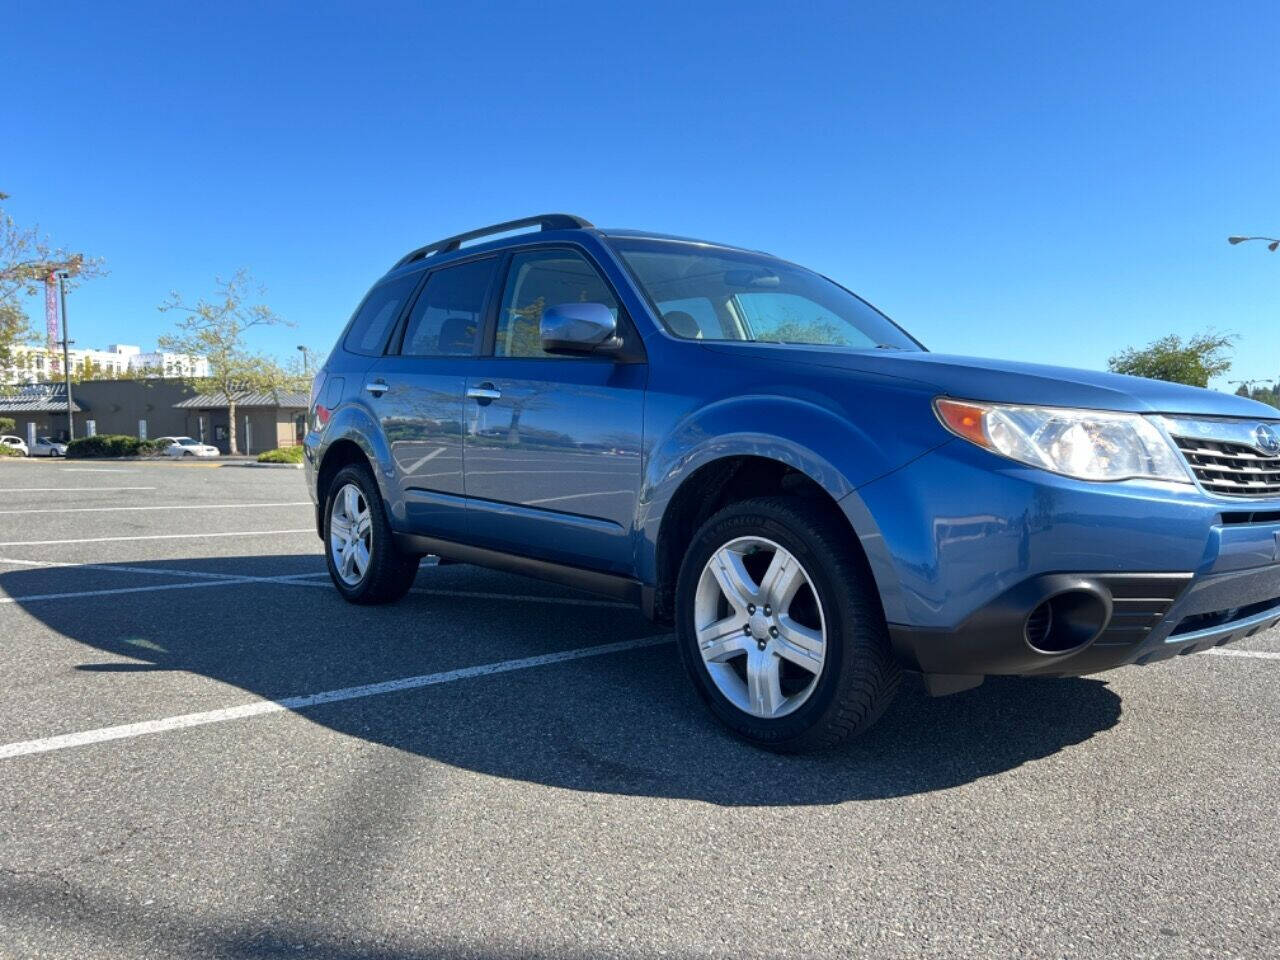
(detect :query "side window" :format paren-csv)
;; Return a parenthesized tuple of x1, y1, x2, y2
(495, 249, 619, 358)
(342, 273, 422, 356)
(400, 258, 495, 357)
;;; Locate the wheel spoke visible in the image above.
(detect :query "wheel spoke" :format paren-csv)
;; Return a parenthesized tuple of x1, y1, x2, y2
(344, 485, 361, 521)
(696, 616, 748, 663)
(745, 647, 784, 717)
(339, 541, 357, 579)
(774, 615, 824, 670)
(759, 547, 804, 611)
(709, 548, 758, 614)
(330, 515, 353, 539)
(352, 539, 371, 578)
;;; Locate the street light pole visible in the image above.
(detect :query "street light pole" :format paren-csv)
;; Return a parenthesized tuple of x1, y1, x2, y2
(57, 271, 75, 442)
(297, 345, 309, 376)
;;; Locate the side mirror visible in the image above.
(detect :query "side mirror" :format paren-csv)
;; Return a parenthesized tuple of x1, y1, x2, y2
(540, 302, 621, 356)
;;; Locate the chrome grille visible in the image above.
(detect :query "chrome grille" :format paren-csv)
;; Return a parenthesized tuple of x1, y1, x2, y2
(1172, 436, 1280, 498)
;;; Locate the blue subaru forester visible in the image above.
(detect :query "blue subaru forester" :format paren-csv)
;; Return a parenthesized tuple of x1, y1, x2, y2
(305, 214, 1280, 751)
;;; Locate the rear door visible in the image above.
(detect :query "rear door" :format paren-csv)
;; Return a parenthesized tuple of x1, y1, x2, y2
(462, 246, 646, 574)
(368, 255, 497, 541)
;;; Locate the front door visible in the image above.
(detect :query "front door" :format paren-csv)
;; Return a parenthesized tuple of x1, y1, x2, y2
(464, 247, 645, 574)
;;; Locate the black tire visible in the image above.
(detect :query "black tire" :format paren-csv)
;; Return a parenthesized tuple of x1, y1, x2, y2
(323, 463, 421, 604)
(675, 495, 901, 752)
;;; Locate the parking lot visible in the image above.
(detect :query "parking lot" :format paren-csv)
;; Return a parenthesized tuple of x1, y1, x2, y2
(0, 458, 1276, 959)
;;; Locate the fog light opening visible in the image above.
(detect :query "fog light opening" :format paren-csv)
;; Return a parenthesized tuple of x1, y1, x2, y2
(1025, 590, 1109, 654)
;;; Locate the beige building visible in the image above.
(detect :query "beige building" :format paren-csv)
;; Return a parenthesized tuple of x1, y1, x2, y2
(173, 390, 308, 454)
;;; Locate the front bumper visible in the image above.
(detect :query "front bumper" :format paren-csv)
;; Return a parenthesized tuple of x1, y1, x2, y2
(849, 438, 1280, 682)
(889, 564, 1280, 679)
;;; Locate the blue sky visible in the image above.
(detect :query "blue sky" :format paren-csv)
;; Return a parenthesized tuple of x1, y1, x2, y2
(4, 1, 1277, 387)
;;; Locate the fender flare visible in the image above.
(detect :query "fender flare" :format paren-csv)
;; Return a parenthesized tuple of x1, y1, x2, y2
(635, 395, 904, 586)
(314, 404, 397, 509)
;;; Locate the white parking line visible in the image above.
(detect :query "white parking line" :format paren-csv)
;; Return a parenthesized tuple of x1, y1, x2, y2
(1205, 648, 1280, 661)
(1, 486, 157, 493)
(0, 529, 315, 547)
(0, 563, 629, 609)
(0, 576, 266, 605)
(0, 635, 674, 760)
(0, 556, 324, 583)
(0, 501, 312, 516)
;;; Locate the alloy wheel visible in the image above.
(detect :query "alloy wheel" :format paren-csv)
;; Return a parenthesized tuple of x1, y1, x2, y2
(693, 536, 827, 719)
(330, 482, 373, 586)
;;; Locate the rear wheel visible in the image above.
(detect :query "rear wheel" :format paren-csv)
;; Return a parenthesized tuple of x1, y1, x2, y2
(675, 496, 900, 752)
(324, 464, 420, 604)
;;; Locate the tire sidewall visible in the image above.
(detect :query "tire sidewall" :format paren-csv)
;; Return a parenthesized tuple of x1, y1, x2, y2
(676, 502, 857, 748)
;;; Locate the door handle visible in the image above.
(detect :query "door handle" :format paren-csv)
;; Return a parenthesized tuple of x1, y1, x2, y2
(364, 380, 389, 396)
(466, 383, 501, 404)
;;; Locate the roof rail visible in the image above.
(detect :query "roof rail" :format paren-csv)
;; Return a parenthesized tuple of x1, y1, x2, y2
(393, 213, 594, 268)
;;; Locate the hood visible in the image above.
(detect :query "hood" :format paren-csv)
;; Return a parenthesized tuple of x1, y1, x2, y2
(702, 344, 1278, 419)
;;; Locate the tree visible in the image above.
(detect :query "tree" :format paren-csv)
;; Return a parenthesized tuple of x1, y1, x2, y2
(1107, 332, 1236, 388)
(283, 345, 322, 393)
(0, 191, 103, 380)
(158, 270, 292, 455)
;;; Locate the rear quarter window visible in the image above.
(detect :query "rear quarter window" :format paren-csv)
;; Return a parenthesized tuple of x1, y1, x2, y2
(342, 273, 422, 356)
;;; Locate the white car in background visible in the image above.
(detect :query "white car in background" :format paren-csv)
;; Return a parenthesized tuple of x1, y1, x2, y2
(156, 436, 221, 458)
(30, 436, 68, 457)
(1, 435, 29, 456)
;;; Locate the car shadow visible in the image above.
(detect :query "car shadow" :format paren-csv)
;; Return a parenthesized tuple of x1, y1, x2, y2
(2, 555, 1123, 806)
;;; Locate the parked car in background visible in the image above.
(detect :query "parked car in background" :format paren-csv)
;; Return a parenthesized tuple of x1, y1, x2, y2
(29, 437, 68, 457)
(1, 435, 29, 456)
(305, 213, 1280, 752)
(155, 436, 221, 458)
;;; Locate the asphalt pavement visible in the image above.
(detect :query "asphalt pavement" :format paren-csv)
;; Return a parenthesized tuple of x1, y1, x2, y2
(0, 457, 1277, 959)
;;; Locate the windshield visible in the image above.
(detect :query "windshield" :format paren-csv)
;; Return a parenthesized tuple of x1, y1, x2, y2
(612, 238, 921, 350)
(175, 437, 198, 445)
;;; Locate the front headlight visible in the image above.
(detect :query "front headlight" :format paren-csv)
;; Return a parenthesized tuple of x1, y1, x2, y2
(935, 398, 1191, 484)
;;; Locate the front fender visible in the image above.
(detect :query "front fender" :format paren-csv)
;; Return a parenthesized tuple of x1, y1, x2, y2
(635, 393, 940, 584)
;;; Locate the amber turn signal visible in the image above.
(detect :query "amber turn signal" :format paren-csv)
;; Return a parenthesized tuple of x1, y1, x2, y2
(934, 398, 991, 447)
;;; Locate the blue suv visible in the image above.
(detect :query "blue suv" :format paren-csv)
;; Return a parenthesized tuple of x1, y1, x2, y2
(305, 214, 1280, 751)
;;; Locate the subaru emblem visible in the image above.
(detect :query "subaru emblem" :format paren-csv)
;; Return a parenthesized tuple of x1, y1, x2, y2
(1256, 424, 1280, 456)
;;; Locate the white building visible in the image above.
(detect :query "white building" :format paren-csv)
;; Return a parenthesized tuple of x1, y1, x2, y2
(1, 343, 210, 384)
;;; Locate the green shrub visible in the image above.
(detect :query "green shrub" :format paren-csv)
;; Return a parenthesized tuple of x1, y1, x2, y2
(0, 417, 15, 435)
(66, 435, 168, 459)
(256, 446, 304, 464)
(0, 443, 22, 457)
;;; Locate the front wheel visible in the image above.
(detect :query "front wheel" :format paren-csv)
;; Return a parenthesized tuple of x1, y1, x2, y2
(675, 496, 901, 752)
(324, 464, 421, 604)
